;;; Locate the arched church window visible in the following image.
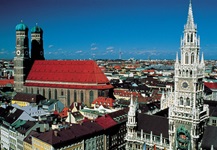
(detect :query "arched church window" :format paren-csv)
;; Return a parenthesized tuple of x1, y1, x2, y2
(180, 97, 183, 105)
(186, 70, 189, 77)
(81, 91, 84, 103)
(187, 34, 190, 42)
(102, 90, 105, 96)
(185, 53, 189, 64)
(186, 98, 190, 106)
(16, 39, 20, 46)
(190, 70, 192, 77)
(48, 89, 51, 99)
(191, 53, 194, 64)
(61, 90, 64, 96)
(67, 90, 70, 107)
(54, 89, 57, 99)
(89, 91, 94, 104)
(183, 70, 185, 76)
(42, 89, 45, 97)
(191, 33, 193, 42)
(74, 90, 77, 102)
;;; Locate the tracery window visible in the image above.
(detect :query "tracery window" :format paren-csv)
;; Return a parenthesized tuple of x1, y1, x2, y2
(74, 90, 77, 102)
(89, 91, 94, 104)
(180, 97, 184, 105)
(191, 53, 194, 64)
(185, 53, 189, 64)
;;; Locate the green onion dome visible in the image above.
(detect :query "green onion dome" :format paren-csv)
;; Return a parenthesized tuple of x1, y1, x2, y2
(15, 21, 28, 31)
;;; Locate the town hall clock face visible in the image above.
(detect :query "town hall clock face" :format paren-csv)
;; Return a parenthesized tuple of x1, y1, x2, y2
(16, 50, 21, 56)
(182, 81, 189, 89)
(176, 126, 190, 150)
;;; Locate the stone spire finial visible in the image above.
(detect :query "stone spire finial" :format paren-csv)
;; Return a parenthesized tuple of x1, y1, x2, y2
(201, 52, 204, 64)
(176, 52, 179, 63)
(186, 0, 196, 30)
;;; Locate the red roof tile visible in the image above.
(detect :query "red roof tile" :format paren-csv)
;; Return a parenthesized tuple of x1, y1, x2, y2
(95, 114, 117, 129)
(92, 97, 115, 107)
(25, 60, 113, 90)
(204, 82, 217, 90)
(59, 107, 69, 118)
(0, 79, 14, 86)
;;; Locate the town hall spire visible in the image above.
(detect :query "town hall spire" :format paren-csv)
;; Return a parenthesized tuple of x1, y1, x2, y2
(185, 0, 196, 30)
(169, 0, 209, 149)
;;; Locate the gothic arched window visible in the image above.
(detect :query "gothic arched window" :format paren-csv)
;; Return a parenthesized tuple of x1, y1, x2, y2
(190, 70, 192, 77)
(67, 90, 70, 107)
(74, 90, 77, 102)
(81, 91, 84, 103)
(42, 89, 45, 97)
(89, 91, 94, 104)
(186, 98, 190, 106)
(191, 53, 194, 64)
(185, 53, 189, 64)
(179, 70, 181, 76)
(54, 89, 57, 99)
(48, 89, 51, 99)
(187, 34, 190, 42)
(186, 70, 189, 77)
(180, 97, 184, 105)
(191, 33, 193, 42)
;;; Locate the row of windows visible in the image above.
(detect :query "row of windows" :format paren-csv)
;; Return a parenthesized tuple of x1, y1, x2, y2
(184, 52, 196, 64)
(179, 97, 191, 106)
(26, 87, 95, 106)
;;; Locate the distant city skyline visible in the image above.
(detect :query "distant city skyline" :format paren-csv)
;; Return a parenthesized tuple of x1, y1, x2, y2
(1, 0, 217, 60)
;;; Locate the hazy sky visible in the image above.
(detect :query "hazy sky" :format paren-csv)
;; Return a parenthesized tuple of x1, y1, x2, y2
(0, 0, 217, 60)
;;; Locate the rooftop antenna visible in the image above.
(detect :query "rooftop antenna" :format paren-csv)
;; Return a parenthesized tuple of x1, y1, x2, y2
(119, 48, 122, 59)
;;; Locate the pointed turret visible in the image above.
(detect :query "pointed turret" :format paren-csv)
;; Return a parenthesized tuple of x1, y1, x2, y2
(160, 90, 165, 110)
(175, 52, 179, 64)
(128, 94, 136, 116)
(201, 52, 204, 64)
(185, 0, 196, 30)
(126, 94, 137, 139)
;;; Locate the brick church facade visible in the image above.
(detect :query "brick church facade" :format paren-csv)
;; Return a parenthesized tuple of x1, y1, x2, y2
(14, 22, 113, 107)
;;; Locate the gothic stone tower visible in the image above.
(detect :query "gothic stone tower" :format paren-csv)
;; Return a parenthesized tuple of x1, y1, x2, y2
(125, 95, 137, 149)
(31, 24, 45, 61)
(14, 21, 31, 92)
(169, 1, 209, 149)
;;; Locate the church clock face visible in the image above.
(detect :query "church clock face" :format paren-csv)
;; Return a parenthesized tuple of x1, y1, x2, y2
(176, 126, 190, 150)
(16, 50, 21, 56)
(182, 81, 189, 89)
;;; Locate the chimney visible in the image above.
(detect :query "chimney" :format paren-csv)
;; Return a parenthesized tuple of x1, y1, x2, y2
(54, 130, 58, 136)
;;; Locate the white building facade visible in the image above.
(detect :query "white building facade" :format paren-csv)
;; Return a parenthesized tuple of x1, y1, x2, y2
(125, 1, 209, 150)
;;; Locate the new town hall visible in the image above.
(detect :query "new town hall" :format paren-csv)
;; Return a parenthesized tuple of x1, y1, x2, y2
(125, 1, 214, 150)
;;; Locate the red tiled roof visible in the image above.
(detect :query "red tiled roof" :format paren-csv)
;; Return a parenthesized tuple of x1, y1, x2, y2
(95, 114, 117, 129)
(114, 90, 140, 97)
(92, 97, 115, 107)
(99, 66, 106, 72)
(13, 93, 46, 103)
(0, 79, 14, 86)
(113, 65, 122, 70)
(204, 82, 217, 90)
(25, 60, 113, 90)
(142, 69, 155, 73)
(59, 107, 69, 118)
